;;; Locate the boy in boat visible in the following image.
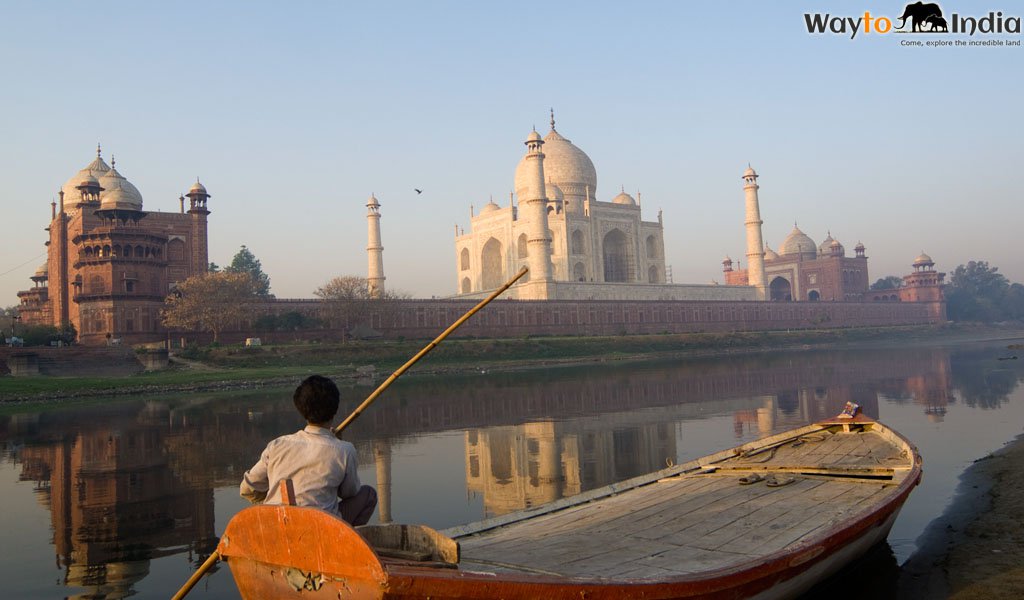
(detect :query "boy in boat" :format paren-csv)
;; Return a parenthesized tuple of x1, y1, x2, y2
(240, 374, 378, 526)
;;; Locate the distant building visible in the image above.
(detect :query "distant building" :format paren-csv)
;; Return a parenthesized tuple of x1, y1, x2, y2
(16, 147, 210, 344)
(722, 223, 871, 302)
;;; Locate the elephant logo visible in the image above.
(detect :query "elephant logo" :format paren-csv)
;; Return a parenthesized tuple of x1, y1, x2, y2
(896, 2, 946, 32)
(925, 14, 949, 31)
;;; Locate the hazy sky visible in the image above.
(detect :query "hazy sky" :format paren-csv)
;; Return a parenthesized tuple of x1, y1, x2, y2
(1, 1, 1021, 304)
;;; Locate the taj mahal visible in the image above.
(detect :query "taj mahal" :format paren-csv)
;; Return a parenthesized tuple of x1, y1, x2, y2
(452, 112, 755, 302)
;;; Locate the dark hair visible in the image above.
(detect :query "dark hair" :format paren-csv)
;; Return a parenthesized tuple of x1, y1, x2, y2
(293, 375, 340, 424)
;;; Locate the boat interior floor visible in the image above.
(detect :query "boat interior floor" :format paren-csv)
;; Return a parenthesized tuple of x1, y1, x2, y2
(456, 427, 912, 580)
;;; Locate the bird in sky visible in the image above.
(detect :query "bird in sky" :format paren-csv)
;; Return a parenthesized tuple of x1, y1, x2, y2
(414, 188, 423, 194)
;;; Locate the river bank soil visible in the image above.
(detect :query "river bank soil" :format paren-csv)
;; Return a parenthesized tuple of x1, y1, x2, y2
(901, 433, 1024, 599)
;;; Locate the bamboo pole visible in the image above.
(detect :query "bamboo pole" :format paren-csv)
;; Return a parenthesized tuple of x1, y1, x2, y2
(170, 551, 220, 600)
(334, 266, 528, 435)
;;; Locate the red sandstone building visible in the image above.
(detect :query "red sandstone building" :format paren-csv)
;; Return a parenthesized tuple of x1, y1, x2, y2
(16, 147, 210, 345)
(723, 227, 870, 302)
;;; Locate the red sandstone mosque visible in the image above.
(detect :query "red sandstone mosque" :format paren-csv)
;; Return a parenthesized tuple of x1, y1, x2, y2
(722, 166, 944, 312)
(16, 146, 210, 345)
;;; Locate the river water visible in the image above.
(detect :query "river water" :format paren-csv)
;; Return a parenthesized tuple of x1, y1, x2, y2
(1, 338, 1022, 599)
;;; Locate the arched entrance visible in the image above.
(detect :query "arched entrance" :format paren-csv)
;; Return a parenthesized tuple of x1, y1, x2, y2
(769, 276, 792, 301)
(648, 265, 660, 283)
(602, 229, 632, 282)
(481, 238, 504, 290)
(808, 290, 820, 302)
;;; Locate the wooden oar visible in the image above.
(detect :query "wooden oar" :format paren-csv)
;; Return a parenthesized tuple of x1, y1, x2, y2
(334, 266, 528, 435)
(170, 266, 527, 599)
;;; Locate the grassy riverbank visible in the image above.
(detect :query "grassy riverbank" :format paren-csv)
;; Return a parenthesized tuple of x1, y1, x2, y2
(1, 323, 1021, 404)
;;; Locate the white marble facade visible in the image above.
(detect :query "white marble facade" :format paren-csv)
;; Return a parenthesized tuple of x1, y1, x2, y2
(453, 115, 755, 302)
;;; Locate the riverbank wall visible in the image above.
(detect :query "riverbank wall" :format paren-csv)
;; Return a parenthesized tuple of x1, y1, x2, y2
(234, 297, 942, 345)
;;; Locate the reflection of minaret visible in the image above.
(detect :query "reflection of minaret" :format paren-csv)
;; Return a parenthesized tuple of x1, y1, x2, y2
(906, 350, 952, 422)
(366, 194, 385, 299)
(742, 166, 767, 300)
(757, 396, 776, 435)
(373, 439, 392, 524)
(525, 421, 560, 505)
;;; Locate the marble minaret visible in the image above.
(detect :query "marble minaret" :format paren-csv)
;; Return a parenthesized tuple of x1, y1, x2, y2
(743, 166, 766, 300)
(366, 194, 385, 298)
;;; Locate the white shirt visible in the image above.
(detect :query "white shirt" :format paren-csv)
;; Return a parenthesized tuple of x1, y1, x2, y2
(240, 425, 361, 513)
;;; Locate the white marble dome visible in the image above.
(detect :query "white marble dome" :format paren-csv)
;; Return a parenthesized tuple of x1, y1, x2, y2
(514, 127, 597, 200)
(913, 252, 934, 267)
(61, 153, 111, 203)
(189, 179, 208, 195)
(611, 190, 637, 206)
(479, 199, 501, 215)
(33, 262, 49, 279)
(764, 245, 780, 261)
(546, 181, 564, 204)
(779, 225, 817, 258)
(98, 166, 143, 211)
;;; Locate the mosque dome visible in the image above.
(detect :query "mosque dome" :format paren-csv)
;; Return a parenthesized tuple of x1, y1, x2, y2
(743, 166, 757, 178)
(779, 225, 817, 258)
(514, 126, 597, 200)
(61, 150, 111, 202)
(764, 245, 779, 260)
(611, 190, 637, 206)
(479, 199, 501, 214)
(913, 252, 934, 267)
(189, 179, 208, 195)
(98, 166, 143, 211)
(33, 262, 48, 279)
(818, 234, 835, 255)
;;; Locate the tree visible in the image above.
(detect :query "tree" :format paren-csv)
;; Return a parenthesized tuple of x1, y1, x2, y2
(208, 262, 220, 272)
(949, 261, 1009, 298)
(870, 276, 902, 291)
(870, 276, 903, 291)
(226, 245, 271, 297)
(946, 261, 1014, 323)
(162, 271, 258, 342)
(0, 306, 19, 344)
(314, 276, 407, 339)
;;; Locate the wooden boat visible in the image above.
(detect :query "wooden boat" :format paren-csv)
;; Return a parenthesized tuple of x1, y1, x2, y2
(217, 410, 921, 599)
